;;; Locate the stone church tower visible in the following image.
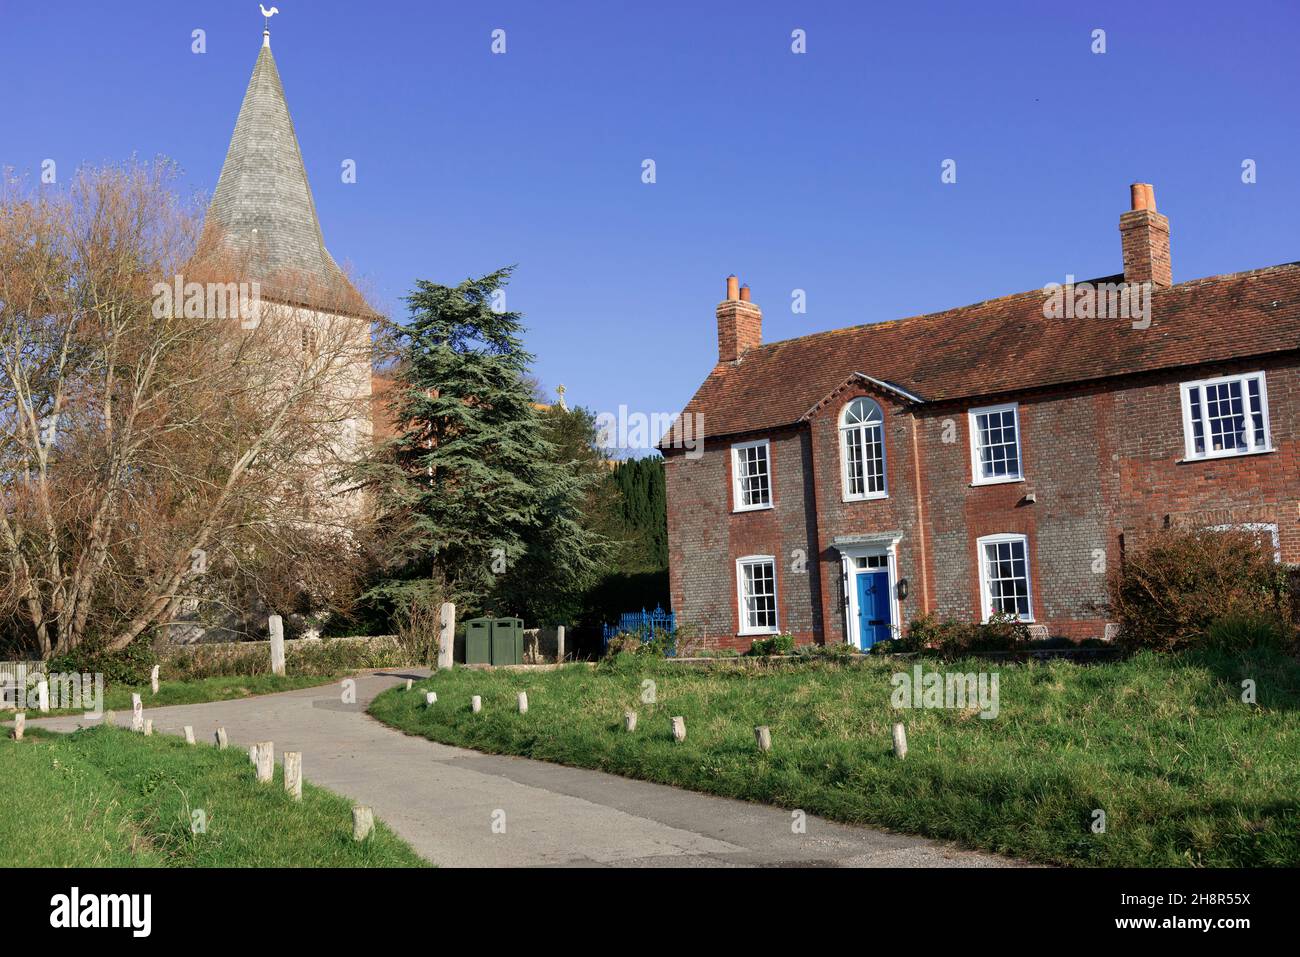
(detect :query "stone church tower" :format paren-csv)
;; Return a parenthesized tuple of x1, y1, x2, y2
(204, 23, 375, 515)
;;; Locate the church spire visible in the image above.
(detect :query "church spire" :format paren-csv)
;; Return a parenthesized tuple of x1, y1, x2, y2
(205, 7, 367, 314)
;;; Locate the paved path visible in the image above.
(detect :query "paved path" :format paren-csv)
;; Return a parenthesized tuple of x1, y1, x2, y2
(27, 671, 1019, 868)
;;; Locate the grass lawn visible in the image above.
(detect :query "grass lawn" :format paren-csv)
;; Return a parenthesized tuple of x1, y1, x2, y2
(32, 674, 345, 718)
(0, 726, 426, 867)
(369, 649, 1300, 867)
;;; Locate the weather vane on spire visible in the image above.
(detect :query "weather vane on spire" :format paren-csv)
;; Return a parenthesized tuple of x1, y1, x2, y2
(260, 4, 280, 31)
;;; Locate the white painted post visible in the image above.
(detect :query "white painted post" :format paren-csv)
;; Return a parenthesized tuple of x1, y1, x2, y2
(150, 665, 160, 695)
(144, 719, 153, 736)
(255, 741, 273, 783)
(131, 694, 143, 732)
(556, 625, 566, 663)
(471, 695, 482, 714)
(215, 727, 228, 749)
(284, 751, 303, 800)
(754, 725, 772, 752)
(517, 691, 528, 714)
(671, 716, 686, 742)
(248, 744, 258, 764)
(424, 692, 437, 707)
(624, 711, 637, 732)
(437, 602, 456, 670)
(184, 725, 196, 745)
(352, 806, 374, 841)
(405, 678, 413, 691)
(13, 712, 24, 741)
(36, 678, 48, 713)
(268, 614, 286, 676)
(892, 722, 908, 759)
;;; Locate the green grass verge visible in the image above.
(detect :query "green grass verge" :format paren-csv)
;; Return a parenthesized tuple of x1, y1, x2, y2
(33, 674, 345, 717)
(368, 649, 1300, 867)
(0, 726, 427, 867)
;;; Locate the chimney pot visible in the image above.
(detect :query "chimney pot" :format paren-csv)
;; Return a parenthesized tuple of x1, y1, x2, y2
(725, 275, 740, 301)
(739, 284, 751, 302)
(1130, 183, 1156, 212)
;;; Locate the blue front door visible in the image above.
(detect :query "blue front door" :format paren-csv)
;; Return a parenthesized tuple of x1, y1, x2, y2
(856, 570, 892, 649)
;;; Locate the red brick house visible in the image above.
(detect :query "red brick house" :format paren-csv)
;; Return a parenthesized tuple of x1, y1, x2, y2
(660, 184, 1300, 651)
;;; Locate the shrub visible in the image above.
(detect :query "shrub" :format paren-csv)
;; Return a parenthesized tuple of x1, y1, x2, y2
(160, 636, 410, 681)
(901, 613, 1028, 656)
(1110, 528, 1289, 651)
(1204, 612, 1293, 653)
(794, 641, 858, 660)
(748, 634, 795, 657)
(47, 637, 158, 685)
(602, 628, 675, 659)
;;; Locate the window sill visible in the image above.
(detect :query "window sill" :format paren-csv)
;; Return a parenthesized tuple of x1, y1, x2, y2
(1178, 447, 1275, 464)
(970, 476, 1025, 488)
(733, 503, 774, 514)
(738, 629, 779, 638)
(842, 492, 889, 504)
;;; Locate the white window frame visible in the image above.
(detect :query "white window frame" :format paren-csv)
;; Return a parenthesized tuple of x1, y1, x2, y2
(736, 555, 779, 636)
(976, 533, 1034, 623)
(839, 398, 888, 502)
(968, 402, 1024, 485)
(731, 438, 773, 512)
(1179, 371, 1272, 461)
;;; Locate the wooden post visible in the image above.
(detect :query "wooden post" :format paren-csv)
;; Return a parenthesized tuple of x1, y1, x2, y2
(405, 678, 413, 691)
(352, 806, 374, 841)
(144, 719, 153, 736)
(268, 614, 286, 676)
(517, 691, 528, 714)
(556, 625, 566, 663)
(437, 602, 456, 670)
(12, 712, 23, 741)
(36, 678, 48, 713)
(425, 692, 437, 707)
(184, 725, 196, 745)
(471, 695, 482, 714)
(892, 722, 908, 759)
(131, 693, 143, 732)
(284, 751, 303, 800)
(248, 744, 258, 764)
(215, 727, 228, 750)
(255, 741, 274, 782)
(624, 711, 637, 732)
(671, 716, 686, 742)
(754, 725, 772, 752)
(150, 665, 160, 695)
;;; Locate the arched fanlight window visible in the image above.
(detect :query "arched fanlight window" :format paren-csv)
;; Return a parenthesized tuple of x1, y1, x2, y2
(840, 397, 886, 500)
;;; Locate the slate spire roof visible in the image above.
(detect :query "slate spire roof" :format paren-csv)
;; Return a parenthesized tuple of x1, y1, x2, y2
(206, 31, 368, 315)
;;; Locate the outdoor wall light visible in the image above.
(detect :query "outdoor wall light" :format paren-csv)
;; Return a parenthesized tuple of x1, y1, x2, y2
(897, 578, 909, 600)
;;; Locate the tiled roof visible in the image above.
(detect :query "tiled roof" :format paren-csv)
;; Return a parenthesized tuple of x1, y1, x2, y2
(206, 38, 369, 316)
(663, 262, 1300, 446)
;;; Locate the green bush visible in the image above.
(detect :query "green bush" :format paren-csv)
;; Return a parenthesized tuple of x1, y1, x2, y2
(1110, 527, 1290, 651)
(160, 637, 410, 681)
(901, 612, 1028, 656)
(602, 628, 675, 659)
(1204, 612, 1293, 652)
(47, 637, 158, 685)
(794, 641, 859, 659)
(748, 634, 795, 657)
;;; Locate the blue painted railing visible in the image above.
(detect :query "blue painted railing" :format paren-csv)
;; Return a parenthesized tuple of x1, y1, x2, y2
(602, 605, 676, 650)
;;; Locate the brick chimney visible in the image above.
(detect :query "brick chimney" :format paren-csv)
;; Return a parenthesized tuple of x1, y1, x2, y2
(717, 275, 761, 363)
(1119, 183, 1172, 288)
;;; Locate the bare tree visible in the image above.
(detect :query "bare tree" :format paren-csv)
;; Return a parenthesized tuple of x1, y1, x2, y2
(0, 161, 375, 657)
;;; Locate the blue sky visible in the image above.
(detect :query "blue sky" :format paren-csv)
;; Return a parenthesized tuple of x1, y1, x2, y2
(4, 1, 1298, 452)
